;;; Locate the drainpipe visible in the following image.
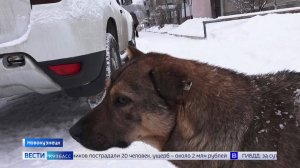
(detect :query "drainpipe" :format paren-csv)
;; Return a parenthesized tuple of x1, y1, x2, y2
(274, 0, 278, 9)
(220, 0, 224, 16)
(183, 0, 187, 19)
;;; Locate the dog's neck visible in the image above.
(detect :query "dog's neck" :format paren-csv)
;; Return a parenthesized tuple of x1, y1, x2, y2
(163, 65, 255, 152)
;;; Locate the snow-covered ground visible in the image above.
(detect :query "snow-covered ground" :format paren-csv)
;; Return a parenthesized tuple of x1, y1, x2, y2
(143, 13, 300, 74)
(0, 93, 174, 168)
(1, 13, 300, 168)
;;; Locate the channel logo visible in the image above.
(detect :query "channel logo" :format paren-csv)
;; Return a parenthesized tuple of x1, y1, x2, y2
(23, 152, 46, 160)
(230, 152, 238, 160)
(23, 151, 73, 160)
(47, 151, 73, 160)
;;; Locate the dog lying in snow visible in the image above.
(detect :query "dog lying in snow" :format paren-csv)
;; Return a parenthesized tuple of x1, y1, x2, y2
(70, 47, 300, 168)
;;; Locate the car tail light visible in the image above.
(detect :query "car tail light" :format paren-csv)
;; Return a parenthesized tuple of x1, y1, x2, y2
(48, 63, 81, 76)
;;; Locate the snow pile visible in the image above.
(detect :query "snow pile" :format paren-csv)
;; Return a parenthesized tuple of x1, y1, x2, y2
(146, 12, 300, 40)
(168, 18, 210, 37)
(208, 14, 300, 40)
(144, 18, 209, 37)
(137, 13, 300, 74)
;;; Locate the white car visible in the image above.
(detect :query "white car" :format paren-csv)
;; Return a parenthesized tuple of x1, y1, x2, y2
(0, 0, 135, 99)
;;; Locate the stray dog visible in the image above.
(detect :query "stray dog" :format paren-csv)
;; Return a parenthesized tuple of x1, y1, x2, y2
(70, 47, 300, 168)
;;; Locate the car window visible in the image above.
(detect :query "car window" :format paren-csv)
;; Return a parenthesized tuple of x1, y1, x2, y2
(31, 0, 61, 5)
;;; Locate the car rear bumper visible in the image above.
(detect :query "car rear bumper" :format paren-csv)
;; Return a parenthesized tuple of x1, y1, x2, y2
(0, 54, 61, 98)
(0, 51, 107, 98)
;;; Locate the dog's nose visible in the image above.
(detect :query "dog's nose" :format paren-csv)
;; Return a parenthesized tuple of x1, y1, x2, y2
(69, 123, 82, 143)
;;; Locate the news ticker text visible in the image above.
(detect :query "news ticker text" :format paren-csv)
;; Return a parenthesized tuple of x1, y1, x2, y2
(23, 151, 277, 161)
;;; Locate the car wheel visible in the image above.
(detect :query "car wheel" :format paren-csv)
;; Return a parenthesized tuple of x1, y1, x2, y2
(88, 33, 121, 109)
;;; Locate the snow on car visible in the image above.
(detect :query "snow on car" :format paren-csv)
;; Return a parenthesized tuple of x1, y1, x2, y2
(0, 0, 135, 100)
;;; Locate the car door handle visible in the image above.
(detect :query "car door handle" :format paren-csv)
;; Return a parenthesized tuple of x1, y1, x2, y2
(120, 10, 123, 14)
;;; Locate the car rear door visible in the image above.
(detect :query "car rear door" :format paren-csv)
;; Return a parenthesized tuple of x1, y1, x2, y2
(0, 0, 31, 44)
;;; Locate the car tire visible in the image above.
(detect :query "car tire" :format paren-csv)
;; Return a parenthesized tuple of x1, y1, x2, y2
(88, 33, 121, 109)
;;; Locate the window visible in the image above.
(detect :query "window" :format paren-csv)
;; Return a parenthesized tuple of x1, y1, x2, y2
(31, 0, 61, 5)
(123, 0, 133, 6)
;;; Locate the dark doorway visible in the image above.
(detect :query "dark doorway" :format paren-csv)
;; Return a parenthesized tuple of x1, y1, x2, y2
(211, 0, 221, 18)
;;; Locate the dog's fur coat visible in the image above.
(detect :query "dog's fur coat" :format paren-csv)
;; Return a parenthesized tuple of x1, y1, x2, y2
(70, 47, 300, 168)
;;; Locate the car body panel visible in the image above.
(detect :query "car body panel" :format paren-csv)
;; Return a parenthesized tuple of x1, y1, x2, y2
(0, 0, 31, 44)
(0, 0, 134, 98)
(1, 0, 106, 62)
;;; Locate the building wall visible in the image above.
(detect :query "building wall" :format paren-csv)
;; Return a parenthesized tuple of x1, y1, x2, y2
(222, 0, 300, 16)
(192, 0, 212, 18)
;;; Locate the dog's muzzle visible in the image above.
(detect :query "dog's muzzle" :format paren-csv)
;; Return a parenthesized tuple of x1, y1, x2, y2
(69, 119, 129, 151)
(69, 121, 105, 150)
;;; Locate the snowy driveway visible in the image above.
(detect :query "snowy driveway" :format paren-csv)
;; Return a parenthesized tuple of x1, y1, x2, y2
(0, 92, 174, 168)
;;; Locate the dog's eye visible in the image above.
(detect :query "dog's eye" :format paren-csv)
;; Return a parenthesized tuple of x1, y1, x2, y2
(114, 96, 131, 107)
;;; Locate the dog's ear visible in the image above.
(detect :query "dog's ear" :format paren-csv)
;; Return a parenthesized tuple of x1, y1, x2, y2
(150, 65, 192, 106)
(127, 46, 144, 60)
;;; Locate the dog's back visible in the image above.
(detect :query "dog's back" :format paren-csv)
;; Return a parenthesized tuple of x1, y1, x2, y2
(235, 71, 300, 168)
